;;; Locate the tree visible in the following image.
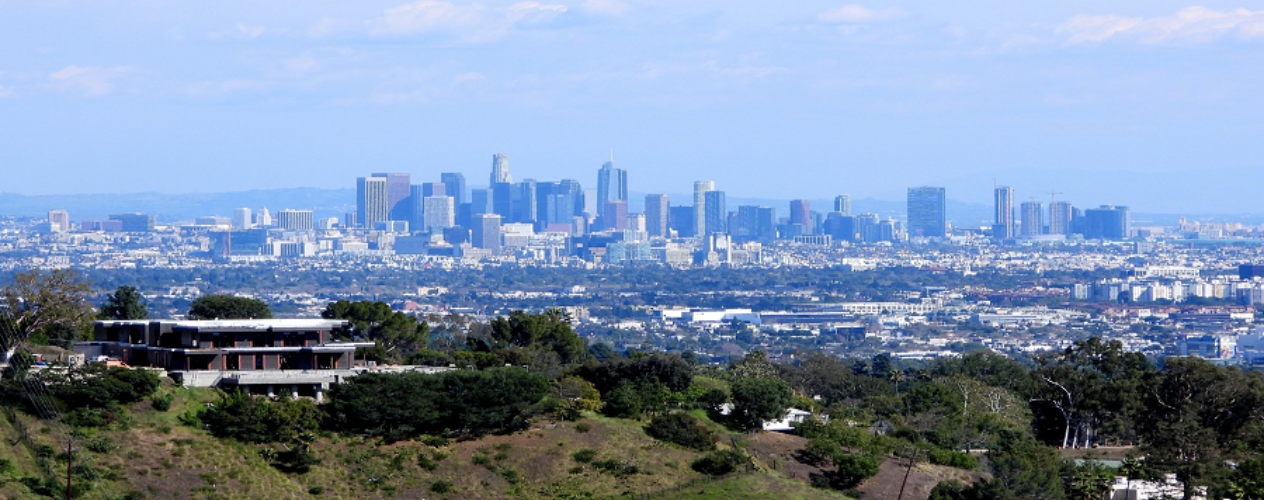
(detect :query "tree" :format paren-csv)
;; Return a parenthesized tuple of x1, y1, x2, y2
(1028, 338, 1153, 449)
(322, 300, 429, 360)
(730, 377, 792, 431)
(188, 295, 272, 320)
(98, 285, 149, 320)
(489, 309, 586, 364)
(1137, 357, 1264, 498)
(0, 269, 95, 356)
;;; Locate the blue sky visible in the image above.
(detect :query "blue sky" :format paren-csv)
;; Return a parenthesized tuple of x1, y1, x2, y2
(2, 1, 1263, 213)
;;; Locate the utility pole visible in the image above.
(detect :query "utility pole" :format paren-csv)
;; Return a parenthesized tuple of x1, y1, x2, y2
(896, 447, 920, 500)
(65, 435, 74, 500)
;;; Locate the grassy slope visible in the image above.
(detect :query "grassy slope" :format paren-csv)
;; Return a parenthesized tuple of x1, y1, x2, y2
(3, 387, 851, 500)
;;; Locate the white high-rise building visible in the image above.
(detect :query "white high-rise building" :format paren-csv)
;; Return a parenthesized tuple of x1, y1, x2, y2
(256, 206, 272, 227)
(423, 196, 455, 232)
(233, 207, 254, 230)
(491, 153, 512, 185)
(694, 180, 715, 237)
(357, 176, 389, 228)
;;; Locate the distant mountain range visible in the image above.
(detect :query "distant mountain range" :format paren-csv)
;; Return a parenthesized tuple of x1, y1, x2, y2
(1, 188, 1259, 227)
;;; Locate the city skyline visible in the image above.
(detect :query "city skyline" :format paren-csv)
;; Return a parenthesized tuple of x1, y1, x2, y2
(1, 2, 1262, 213)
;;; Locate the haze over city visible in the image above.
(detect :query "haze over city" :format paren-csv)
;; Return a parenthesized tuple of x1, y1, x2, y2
(2, 1, 1263, 213)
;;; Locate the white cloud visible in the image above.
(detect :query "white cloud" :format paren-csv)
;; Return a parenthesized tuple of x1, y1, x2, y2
(0, 84, 13, 97)
(817, 5, 907, 23)
(48, 65, 131, 96)
(580, 0, 629, 16)
(209, 23, 266, 40)
(1058, 6, 1264, 43)
(454, 72, 486, 82)
(367, 0, 566, 41)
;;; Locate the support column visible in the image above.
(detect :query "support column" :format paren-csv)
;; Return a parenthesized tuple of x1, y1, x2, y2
(291, 384, 299, 399)
(267, 384, 274, 398)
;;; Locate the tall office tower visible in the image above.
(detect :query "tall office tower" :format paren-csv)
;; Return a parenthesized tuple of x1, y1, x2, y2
(736, 205, 777, 242)
(693, 181, 715, 236)
(423, 196, 455, 232)
(833, 195, 850, 215)
(1048, 201, 1072, 235)
(408, 185, 426, 231)
(256, 206, 273, 227)
(47, 210, 70, 232)
(471, 213, 502, 253)
(1020, 202, 1043, 237)
(602, 200, 629, 231)
(232, 208, 254, 230)
(704, 190, 727, 234)
(491, 182, 514, 220)
(855, 212, 882, 242)
(277, 209, 314, 232)
(357, 176, 389, 228)
(906, 187, 947, 238)
(644, 194, 669, 237)
(422, 182, 445, 197)
(668, 206, 695, 238)
(370, 172, 412, 221)
(597, 161, 628, 208)
(790, 199, 812, 234)
(440, 173, 466, 206)
(558, 179, 585, 218)
(993, 186, 1015, 239)
(543, 194, 571, 225)
(513, 179, 538, 223)
(490, 154, 512, 185)
(471, 189, 491, 215)
(1084, 205, 1129, 240)
(824, 212, 856, 241)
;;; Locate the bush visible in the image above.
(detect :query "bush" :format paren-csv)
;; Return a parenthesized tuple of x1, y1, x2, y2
(200, 391, 319, 444)
(928, 449, 978, 470)
(151, 393, 174, 412)
(417, 454, 438, 471)
(574, 422, 591, 433)
(420, 436, 451, 448)
(829, 453, 882, 489)
(692, 450, 746, 475)
(308, 485, 325, 495)
(324, 368, 548, 441)
(645, 413, 714, 451)
(430, 480, 453, 493)
(572, 448, 597, 463)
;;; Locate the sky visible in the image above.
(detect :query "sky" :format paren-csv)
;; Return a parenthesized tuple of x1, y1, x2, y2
(2, 1, 1263, 213)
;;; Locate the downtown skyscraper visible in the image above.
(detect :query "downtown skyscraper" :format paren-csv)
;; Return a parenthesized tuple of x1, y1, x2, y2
(694, 181, 715, 236)
(994, 186, 1014, 239)
(907, 187, 946, 238)
(357, 176, 389, 228)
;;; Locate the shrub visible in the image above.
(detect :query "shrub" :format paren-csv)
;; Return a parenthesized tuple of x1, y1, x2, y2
(420, 436, 451, 448)
(645, 413, 714, 451)
(152, 393, 174, 412)
(928, 449, 978, 470)
(692, 450, 746, 475)
(85, 437, 115, 453)
(430, 480, 453, 493)
(418, 454, 438, 471)
(472, 455, 490, 466)
(574, 422, 591, 433)
(308, 486, 325, 495)
(571, 448, 597, 463)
